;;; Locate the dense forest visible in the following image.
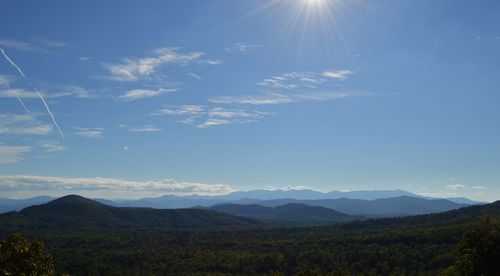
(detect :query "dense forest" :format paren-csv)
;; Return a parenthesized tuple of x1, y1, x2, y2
(0, 199, 499, 275)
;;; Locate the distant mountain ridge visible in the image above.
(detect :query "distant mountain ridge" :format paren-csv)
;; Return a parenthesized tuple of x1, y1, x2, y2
(207, 203, 363, 225)
(240, 196, 468, 217)
(104, 189, 481, 209)
(0, 195, 261, 229)
(0, 196, 55, 213)
(0, 189, 484, 214)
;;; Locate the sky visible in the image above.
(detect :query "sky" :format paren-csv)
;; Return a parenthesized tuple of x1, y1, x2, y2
(0, 0, 499, 201)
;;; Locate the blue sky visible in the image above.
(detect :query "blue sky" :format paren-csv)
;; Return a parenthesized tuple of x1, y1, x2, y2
(0, 0, 499, 200)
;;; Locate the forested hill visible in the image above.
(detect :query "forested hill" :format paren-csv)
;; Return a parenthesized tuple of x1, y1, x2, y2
(0, 195, 261, 229)
(0, 197, 498, 275)
(341, 200, 500, 230)
(209, 203, 363, 225)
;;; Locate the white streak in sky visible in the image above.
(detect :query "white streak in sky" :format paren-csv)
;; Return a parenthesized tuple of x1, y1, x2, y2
(0, 48, 64, 138)
(0, 71, 30, 113)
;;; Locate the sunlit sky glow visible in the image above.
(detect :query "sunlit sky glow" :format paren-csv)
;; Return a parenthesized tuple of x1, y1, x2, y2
(0, 0, 499, 201)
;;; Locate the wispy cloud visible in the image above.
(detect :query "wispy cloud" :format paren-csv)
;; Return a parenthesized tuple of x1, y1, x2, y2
(0, 114, 53, 135)
(0, 74, 17, 85)
(225, 42, 263, 53)
(476, 35, 500, 40)
(203, 59, 222, 65)
(471, 185, 487, 190)
(0, 39, 40, 52)
(265, 185, 315, 191)
(0, 145, 31, 164)
(1, 48, 64, 138)
(0, 175, 234, 197)
(154, 105, 205, 116)
(210, 92, 292, 105)
(0, 38, 68, 52)
(119, 88, 177, 101)
(257, 70, 353, 90)
(188, 72, 202, 80)
(446, 184, 466, 190)
(211, 69, 363, 106)
(35, 39, 69, 48)
(0, 85, 97, 99)
(210, 91, 362, 105)
(322, 70, 354, 80)
(100, 47, 219, 82)
(197, 119, 231, 128)
(154, 105, 269, 128)
(78, 57, 92, 63)
(129, 125, 162, 132)
(73, 127, 104, 139)
(41, 141, 66, 152)
(0, 73, 29, 113)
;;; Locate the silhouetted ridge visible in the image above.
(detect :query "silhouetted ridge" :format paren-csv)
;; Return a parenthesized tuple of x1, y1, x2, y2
(22, 194, 109, 213)
(209, 203, 363, 224)
(0, 195, 262, 229)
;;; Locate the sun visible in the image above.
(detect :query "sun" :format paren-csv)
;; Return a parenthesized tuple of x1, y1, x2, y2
(243, 0, 355, 59)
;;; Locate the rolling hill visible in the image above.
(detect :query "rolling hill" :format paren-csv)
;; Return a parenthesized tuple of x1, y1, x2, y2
(0, 195, 261, 229)
(0, 190, 482, 214)
(240, 196, 469, 217)
(208, 203, 363, 225)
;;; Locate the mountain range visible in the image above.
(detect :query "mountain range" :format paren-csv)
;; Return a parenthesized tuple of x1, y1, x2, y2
(0, 189, 484, 217)
(232, 196, 468, 217)
(0, 195, 497, 231)
(207, 203, 363, 225)
(0, 195, 261, 229)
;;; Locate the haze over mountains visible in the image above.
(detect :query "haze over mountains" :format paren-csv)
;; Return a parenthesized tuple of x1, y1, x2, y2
(236, 196, 468, 217)
(207, 203, 363, 225)
(0, 195, 261, 229)
(0, 194, 497, 230)
(0, 189, 482, 219)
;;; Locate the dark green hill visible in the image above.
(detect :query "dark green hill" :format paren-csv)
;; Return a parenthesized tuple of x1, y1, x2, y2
(0, 195, 261, 229)
(342, 200, 500, 230)
(253, 196, 469, 217)
(209, 203, 363, 225)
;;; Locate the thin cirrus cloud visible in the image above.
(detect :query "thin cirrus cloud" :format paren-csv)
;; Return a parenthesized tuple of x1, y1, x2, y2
(119, 88, 178, 101)
(257, 70, 353, 90)
(225, 42, 263, 53)
(153, 105, 269, 128)
(471, 185, 487, 190)
(0, 145, 31, 165)
(210, 91, 359, 105)
(73, 127, 105, 139)
(211, 70, 363, 105)
(0, 175, 234, 198)
(446, 184, 466, 190)
(0, 75, 96, 99)
(41, 141, 66, 152)
(0, 85, 94, 99)
(100, 47, 219, 82)
(0, 38, 68, 52)
(265, 185, 314, 191)
(188, 72, 202, 80)
(322, 70, 354, 80)
(0, 114, 53, 135)
(129, 125, 163, 132)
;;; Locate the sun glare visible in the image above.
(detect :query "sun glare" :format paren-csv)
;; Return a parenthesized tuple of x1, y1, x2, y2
(241, 0, 355, 61)
(304, 0, 326, 7)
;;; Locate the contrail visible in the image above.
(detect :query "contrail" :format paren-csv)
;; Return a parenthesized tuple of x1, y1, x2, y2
(0, 48, 64, 138)
(0, 66, 30, 113)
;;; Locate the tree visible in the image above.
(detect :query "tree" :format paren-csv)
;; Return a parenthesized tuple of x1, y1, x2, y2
(0, 233, 54, 276)
(455, 219, 500, 276)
